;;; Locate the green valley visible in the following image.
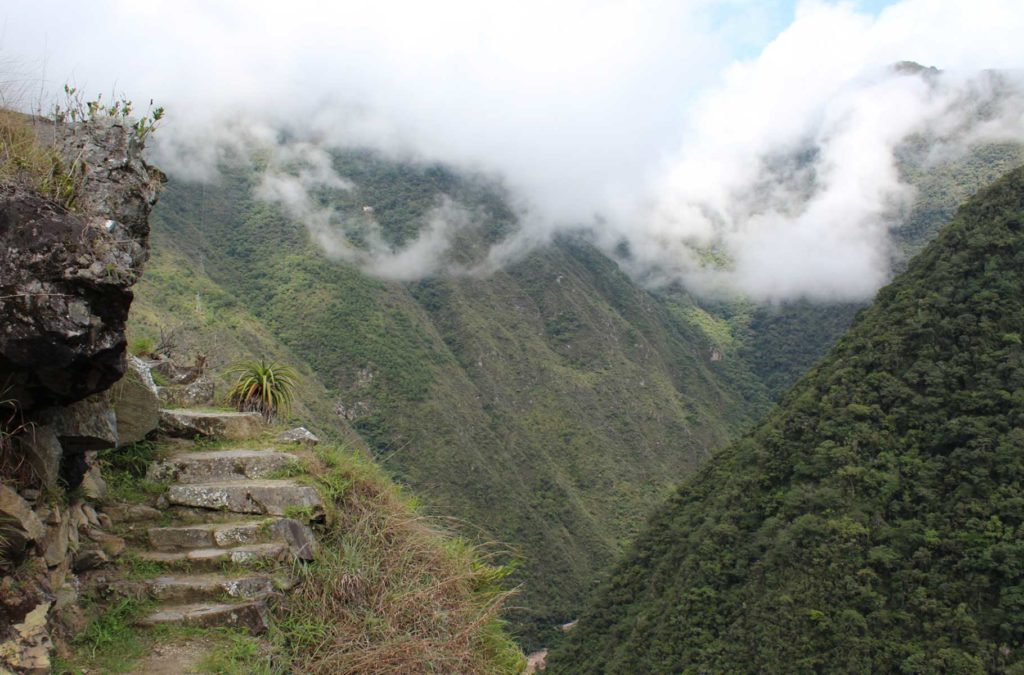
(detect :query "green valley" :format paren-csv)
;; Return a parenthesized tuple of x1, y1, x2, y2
(130, 152, 768, 647)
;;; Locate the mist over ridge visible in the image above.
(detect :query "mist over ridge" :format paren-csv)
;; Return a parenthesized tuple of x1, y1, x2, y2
(5, 0, 1024, 300)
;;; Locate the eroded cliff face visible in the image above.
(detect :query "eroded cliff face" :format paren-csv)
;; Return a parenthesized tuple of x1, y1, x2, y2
(0, 118, 164, 409)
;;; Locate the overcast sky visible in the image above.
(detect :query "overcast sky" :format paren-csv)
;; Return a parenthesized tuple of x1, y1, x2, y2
(2, 0, 1023, 300)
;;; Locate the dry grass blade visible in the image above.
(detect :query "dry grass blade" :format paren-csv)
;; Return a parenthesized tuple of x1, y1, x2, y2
(271, 444, 524, 674)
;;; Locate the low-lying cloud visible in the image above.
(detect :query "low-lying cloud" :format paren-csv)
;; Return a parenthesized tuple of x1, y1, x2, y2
(4, 0, 1024, 300)
(620, 63, 1024, 301)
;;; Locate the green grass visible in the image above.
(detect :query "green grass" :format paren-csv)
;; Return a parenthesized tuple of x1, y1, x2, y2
(198, 629, 281, 674)
(58, 597, 152, 673)
(95, 440, 172, 504)
(119, 553, 175, 580)
(57, 624, 284, 675)
(0, 109, 82, 207)
(128, 335, 156, 357)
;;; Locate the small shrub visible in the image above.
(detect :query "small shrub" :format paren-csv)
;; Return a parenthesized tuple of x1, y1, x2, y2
(225, 360, 298, 421)
(52, 85, 164, 145)
(128, 335, 156, 357)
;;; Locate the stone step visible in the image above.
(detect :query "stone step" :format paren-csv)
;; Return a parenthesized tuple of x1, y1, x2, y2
(144, 573, 276, 603)
(158, 409, 265, 440)
(138, 600, 269, 633)
(148, 449, 299, 484)
(136, 542, 290, 570)
(147, 520, 276, 551)
(161, 507, 280, 525)
(167, 480, 324, 519)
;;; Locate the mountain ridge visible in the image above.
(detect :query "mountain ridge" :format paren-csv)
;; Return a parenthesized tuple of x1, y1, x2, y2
(547, 163, 1024, 672)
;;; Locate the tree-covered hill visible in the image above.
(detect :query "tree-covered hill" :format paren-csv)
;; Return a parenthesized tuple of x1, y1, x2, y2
(547, 165, 1024, 672)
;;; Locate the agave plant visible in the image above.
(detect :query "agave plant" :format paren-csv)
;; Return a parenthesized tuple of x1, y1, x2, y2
(225, 359, 298, 421)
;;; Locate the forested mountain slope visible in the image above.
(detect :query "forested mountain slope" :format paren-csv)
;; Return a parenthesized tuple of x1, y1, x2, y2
(548, 165, 1024, 673)
(739, 140, 1024, 399)
(130, 152, 767, 646)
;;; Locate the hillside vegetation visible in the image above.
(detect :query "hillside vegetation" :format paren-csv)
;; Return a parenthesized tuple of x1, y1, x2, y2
(548, 166, 1024, 672)
(739, 140, 1024, 399)
(130, 152, 767, 647)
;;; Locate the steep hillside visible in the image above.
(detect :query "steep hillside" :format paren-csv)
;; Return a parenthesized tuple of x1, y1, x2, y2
(131, 153, 767, 646)
(548, 166, 1024, 672)
(740, 140, 1024, 400)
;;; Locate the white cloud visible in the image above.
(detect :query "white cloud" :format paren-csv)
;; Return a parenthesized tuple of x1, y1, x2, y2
(2, 0, 1023, 298)
(619, 0, 1024, 300)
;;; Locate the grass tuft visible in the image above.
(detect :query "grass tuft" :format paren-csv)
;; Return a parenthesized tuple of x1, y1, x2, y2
(96, 441, 169, 504)
(0, 109, 82, 207)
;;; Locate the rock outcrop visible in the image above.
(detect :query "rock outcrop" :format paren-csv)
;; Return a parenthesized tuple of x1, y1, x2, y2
(0, 117, 164, 410)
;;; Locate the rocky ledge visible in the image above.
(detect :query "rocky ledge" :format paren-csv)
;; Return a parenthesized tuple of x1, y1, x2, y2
(0, 117, 164, 409)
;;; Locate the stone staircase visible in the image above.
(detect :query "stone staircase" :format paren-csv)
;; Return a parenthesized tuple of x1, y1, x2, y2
(118, 410, 322, 634)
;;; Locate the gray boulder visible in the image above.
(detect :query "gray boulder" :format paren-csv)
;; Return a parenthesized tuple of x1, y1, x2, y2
(110, 354, 160, 445)
(157, 374, 215, 408)
(48, 392, 117, 451)
(271, 518, 319, 561)
(276, 427, 319, 446)
(0, 484, 45, 558)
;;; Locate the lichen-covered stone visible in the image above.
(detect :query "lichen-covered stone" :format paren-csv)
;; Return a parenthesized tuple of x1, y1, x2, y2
(157, 374, 215, 408)
(102, 503, 161, 522)
(167, 480, 323, 518)
(138, 600, 269, 634)
(148, 448, 298, 484)
(83, 529, 125, 557)
(47, 392, 117, 451)
(144, 574, 275, 603)
(147, 520, 274, 551)
(138, 543, 289, 570)
(0, 601, 52, 674)
(42, 519, 70, 568)
(72, 547, 110, 572)
(271, 518, 318, 561)
(158, 409, 265, 440)
(80, 452, 107, 499)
